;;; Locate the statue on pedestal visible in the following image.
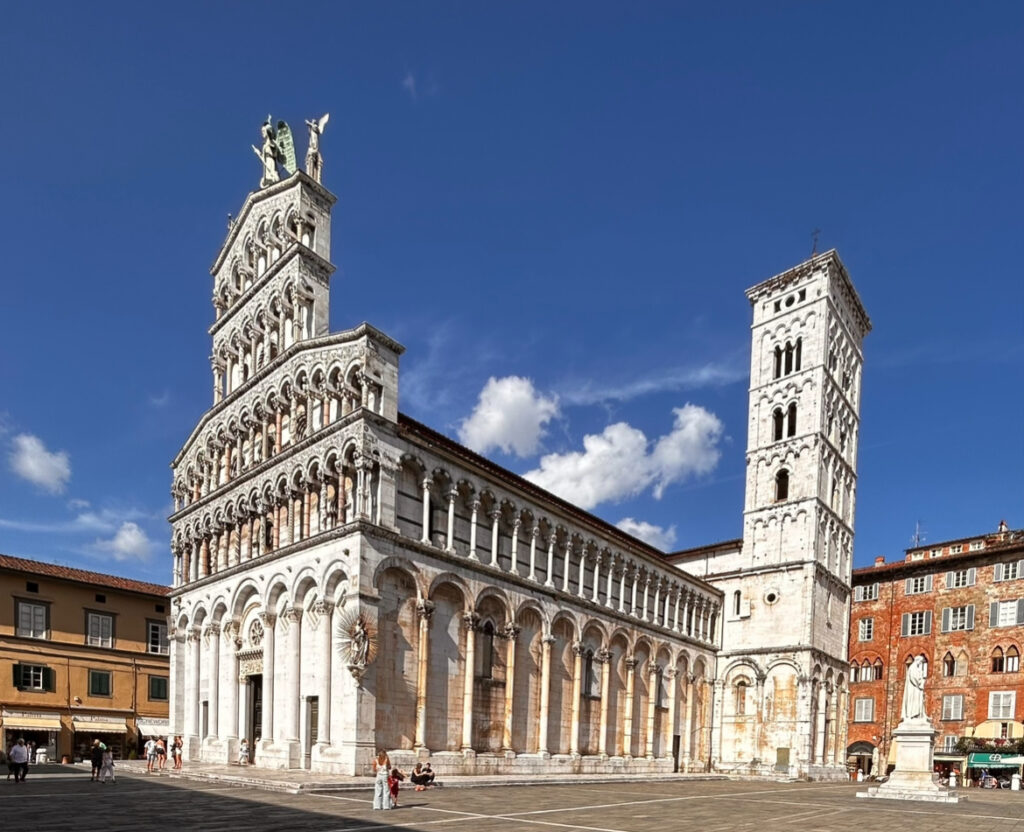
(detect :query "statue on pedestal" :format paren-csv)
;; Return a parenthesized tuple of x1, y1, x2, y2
(252, 117, 281, 189)
(901, 655, 927, 721)
(305, 113, 329, 184)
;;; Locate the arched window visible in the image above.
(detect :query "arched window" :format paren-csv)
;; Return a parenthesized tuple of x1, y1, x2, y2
(733, 590, 742, 616)
(1007, 647, 1020, 673)
(784, 342, 794, 375)
(479, 621, 495, 679)
(786, 403, 797, 437)
(873, 658, 884, 680)
(992, 647, 1005, 673)
(584, 649, 601, 698)
(955, 651, 967, 677)
(920, 654, 929, 677)
(850, 661, 860, 683)
(943, 652, 955, 677)
(794, 337, 802, 371)
(773, 408, 784, 442)
(774, 346, 783, 380)
(775, 469, 789, 502)
(735, 680, 747, 715)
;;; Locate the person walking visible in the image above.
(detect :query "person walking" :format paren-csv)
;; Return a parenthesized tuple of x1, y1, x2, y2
(89, 739, 104, 782)
(372, 749, 392, 810)
(8, 739, 29, 784)
(173, 736, 183, 770)
(156, 737, 167, 772)
(100, 748, 116, 784)
(144, 737, 158, 773)
(238, 738, 249, 766)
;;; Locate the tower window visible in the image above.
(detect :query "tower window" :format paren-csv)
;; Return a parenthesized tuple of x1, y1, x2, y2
(794, 338, 802, 371)
(772, 408, 784, 442)
(735, 681, 747, 715)
(786, 403, 797, 437)
(784, 342, 794, 375)
(775, 469, 789, 502)
(733, 590, 742, 616)
(773, 346, 782, 380)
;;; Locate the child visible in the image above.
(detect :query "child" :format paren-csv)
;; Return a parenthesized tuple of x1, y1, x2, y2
(389, 766, 405, 806)
(100, 749, 116, 784)
(238, 738, 249, 766)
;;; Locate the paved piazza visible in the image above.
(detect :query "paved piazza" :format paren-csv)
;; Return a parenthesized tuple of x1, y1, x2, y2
(10, 768, 1024, 831)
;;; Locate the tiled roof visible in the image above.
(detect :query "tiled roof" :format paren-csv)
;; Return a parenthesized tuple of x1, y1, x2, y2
(0, 553, 170, 596)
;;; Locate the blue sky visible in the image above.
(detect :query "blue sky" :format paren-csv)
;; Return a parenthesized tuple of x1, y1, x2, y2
(1, 2, 1021, 585)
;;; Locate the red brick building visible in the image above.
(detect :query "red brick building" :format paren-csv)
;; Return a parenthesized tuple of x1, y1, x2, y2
(847, 522, 1024, 777)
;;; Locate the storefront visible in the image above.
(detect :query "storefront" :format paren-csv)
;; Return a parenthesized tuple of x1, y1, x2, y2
(71, 716, 128, 760)
(135, 719, 171, 756)
(1, 710, 62, 763)
(966, 752, 1024, 787)
(846, 741, 878, 777)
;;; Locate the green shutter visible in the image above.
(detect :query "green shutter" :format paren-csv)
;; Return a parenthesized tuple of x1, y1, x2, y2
(12, 663, 21, 688)
(43, 666, 56, 692)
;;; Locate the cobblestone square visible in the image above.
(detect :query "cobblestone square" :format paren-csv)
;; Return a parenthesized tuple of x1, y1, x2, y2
(10, 767, 1024, 832)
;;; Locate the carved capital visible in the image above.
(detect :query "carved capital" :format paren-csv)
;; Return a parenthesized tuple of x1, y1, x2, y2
(500, 622, 521, 641)
(311, 599, 334, 618)
(625, 656, 640, 670)
(541, 634, 557, 645)
(416, 599, 436, 621)
(595, 648, 612, 664)
(283, 606, 303, 625)
(488, 507, 502, 522)
(259, 612, 277, 629)
(461, 610, 480, 631)
(204, 622, 221, 639)
(572, 640, 586, 658)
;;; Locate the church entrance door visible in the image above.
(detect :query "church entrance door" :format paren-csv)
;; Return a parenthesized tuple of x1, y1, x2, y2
(248, 675, 263, 762)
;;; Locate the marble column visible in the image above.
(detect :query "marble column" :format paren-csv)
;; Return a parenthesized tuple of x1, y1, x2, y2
(186, 628, 201, 741)
(682, 674, 695, 766)
(468, 499, 480, 561)
(461, 611, 478, 751)
(570, 641, 583, 756)
(597, 649, 611, 757)
(545, 535, 556, 588)
(414, 600, 434, 750)
(509, 519, 521, 575)
(645, 666, 658, 758)
(315, 601, 333, 747)
(501, 623, 520, 752)
(260, 613, 276, 743)
(537, 635, 555, 754)
(445, 488, 457, 552)
(665, 668, 678, 761)
(577, 548, 587, 598)
(223, 621, 240, 741)
(283, 607, 302, 742)
(629, 568, 639, 616)
(420, 478, 432, 544)
(605, 555, 617, 608)
(652, 580, 661, 627)
(207, 625, 221, 737)
(591, 554, 601, 603)
(489, 508, 502, 568)
(561, 540, 572, 592)
(618, 562, 627, 612)
(623, 657, 638, 758)
(528, 526, 539, 582)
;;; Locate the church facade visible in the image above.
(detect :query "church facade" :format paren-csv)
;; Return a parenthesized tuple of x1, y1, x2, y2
(166, 122, 868, 778)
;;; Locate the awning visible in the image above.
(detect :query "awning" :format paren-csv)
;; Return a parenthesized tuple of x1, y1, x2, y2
(136, 720, 170, 736)
(72, 718, 127, 733)
(1, 715, 62, 731)
(968, 752, 1024, 768)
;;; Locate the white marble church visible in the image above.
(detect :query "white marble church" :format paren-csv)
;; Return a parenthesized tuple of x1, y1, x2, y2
(166, 117, 869, 778)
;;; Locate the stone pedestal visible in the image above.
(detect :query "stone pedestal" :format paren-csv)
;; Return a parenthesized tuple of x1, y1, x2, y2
(857, 719, 965, 803)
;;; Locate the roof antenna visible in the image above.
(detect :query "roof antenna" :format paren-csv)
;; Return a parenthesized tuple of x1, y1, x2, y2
(811, 228, 821, 257)
(911, 520, 926, 548)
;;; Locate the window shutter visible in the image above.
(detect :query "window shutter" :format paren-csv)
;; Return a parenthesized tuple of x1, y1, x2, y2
(925, 574, 934, 592)
(905, 578, 913, 595)
(991, 601, 999, 626)
(946, 571, 954, 589)
(12, 663, 21, 687)
(854, 586, 864, 602)
(43, 667, 56, 692)
(1017, 599, 1024, 625)
(966, 605, 975, 630)
(901, 613, 909, 637)
(1019, 559, 1024, 578)
(941, 607, 951, 633)
(924, 611, 933, 634)
(995, 563, 1004, 582)
(967, 568, 977, 587)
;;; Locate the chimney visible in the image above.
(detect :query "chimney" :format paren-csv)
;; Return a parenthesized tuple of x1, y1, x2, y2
(874, 556, 885, 566)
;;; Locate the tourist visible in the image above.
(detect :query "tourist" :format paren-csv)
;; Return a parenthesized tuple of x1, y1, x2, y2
(100, 748, 116, 784)
(9, 739, 29, 783)
(173, 736, 183, 770)
(89, 739, 104, 782)
(410, 762, 435, 791)
(144, 736, 158, 773)
(156, 737, 167, 771)
(238, 738, 249, 766)
(389, 765, 406, 806)
(372, 749, 392, 810)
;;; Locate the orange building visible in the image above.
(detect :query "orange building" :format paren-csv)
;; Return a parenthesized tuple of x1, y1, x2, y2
(0, 554, 170, 761)
(847, 523, 1024, 778)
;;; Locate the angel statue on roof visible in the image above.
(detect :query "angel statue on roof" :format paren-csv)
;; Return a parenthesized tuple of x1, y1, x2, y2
(252, 116, 281, 189)
(305, 113, 329, 184)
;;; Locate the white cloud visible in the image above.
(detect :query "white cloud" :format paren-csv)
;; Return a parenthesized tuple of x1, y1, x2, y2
(67, 498, 91, 510)
(401, 71, 417, 99)
(92, 522, 155, 562)
(9, 433, 71, 494)
(523, 404, 723, 510)
(148, 391, 170, 408)
(458, 376, 560, 458)
(560, 362, 745, 406)
(616, 518, 678, 551)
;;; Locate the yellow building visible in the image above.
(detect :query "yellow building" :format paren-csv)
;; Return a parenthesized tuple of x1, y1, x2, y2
(0, 554, 170, 761)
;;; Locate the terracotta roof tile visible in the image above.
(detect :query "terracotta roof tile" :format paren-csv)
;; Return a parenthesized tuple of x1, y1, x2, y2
(0, 553, 170, 597)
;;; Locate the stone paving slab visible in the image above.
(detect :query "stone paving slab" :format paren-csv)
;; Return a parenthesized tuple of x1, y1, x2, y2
(10, 766, 1024, 832)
